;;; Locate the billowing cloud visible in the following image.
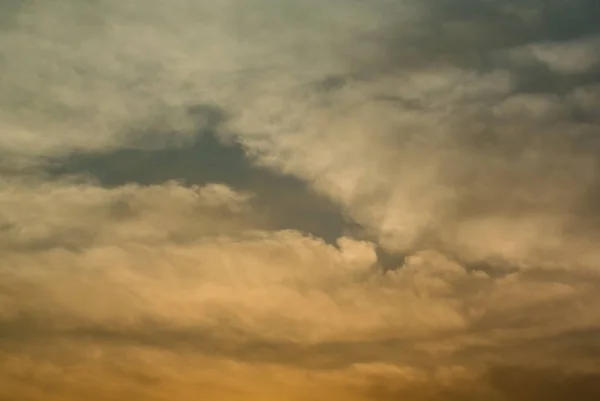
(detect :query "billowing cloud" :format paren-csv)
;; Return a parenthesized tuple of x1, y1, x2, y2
(1, 0, 600, 400)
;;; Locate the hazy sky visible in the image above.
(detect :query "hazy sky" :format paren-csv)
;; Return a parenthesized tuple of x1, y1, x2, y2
(1, 1, 600, 400)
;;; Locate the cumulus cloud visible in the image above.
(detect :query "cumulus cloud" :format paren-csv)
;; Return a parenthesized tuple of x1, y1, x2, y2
(1, 0, 600, 400)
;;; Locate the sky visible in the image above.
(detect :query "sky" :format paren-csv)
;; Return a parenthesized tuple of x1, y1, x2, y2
(1, 0, 600, 400)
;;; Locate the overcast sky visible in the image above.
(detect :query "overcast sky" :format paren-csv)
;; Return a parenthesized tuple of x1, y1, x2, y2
(1, 1, 600, 400)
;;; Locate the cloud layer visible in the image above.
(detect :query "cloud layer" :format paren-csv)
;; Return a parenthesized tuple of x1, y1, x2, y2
(1, 0, 600, 400)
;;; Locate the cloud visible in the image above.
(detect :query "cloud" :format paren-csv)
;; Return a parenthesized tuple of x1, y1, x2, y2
(2, 341, 599, 401)
(1, 0, 600, 400)
(363, 364, 600, 401)
(508, 35, 600, 75)
(1, 179, 599, 367)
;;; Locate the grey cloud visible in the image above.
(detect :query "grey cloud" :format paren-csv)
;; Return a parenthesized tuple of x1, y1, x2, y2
(511, 36, 600, 75)
(0, 316, 420, 370)
(40, 104, 362, 247)
(364, 365, 600, 401)
(1, 1, 600, 400)
(344, 0, 600, 103)
(0, 0, 28, 29)
(229, 0, 600, 261)
(485, 365, 600, 401)
(338, 0, 600, 78)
